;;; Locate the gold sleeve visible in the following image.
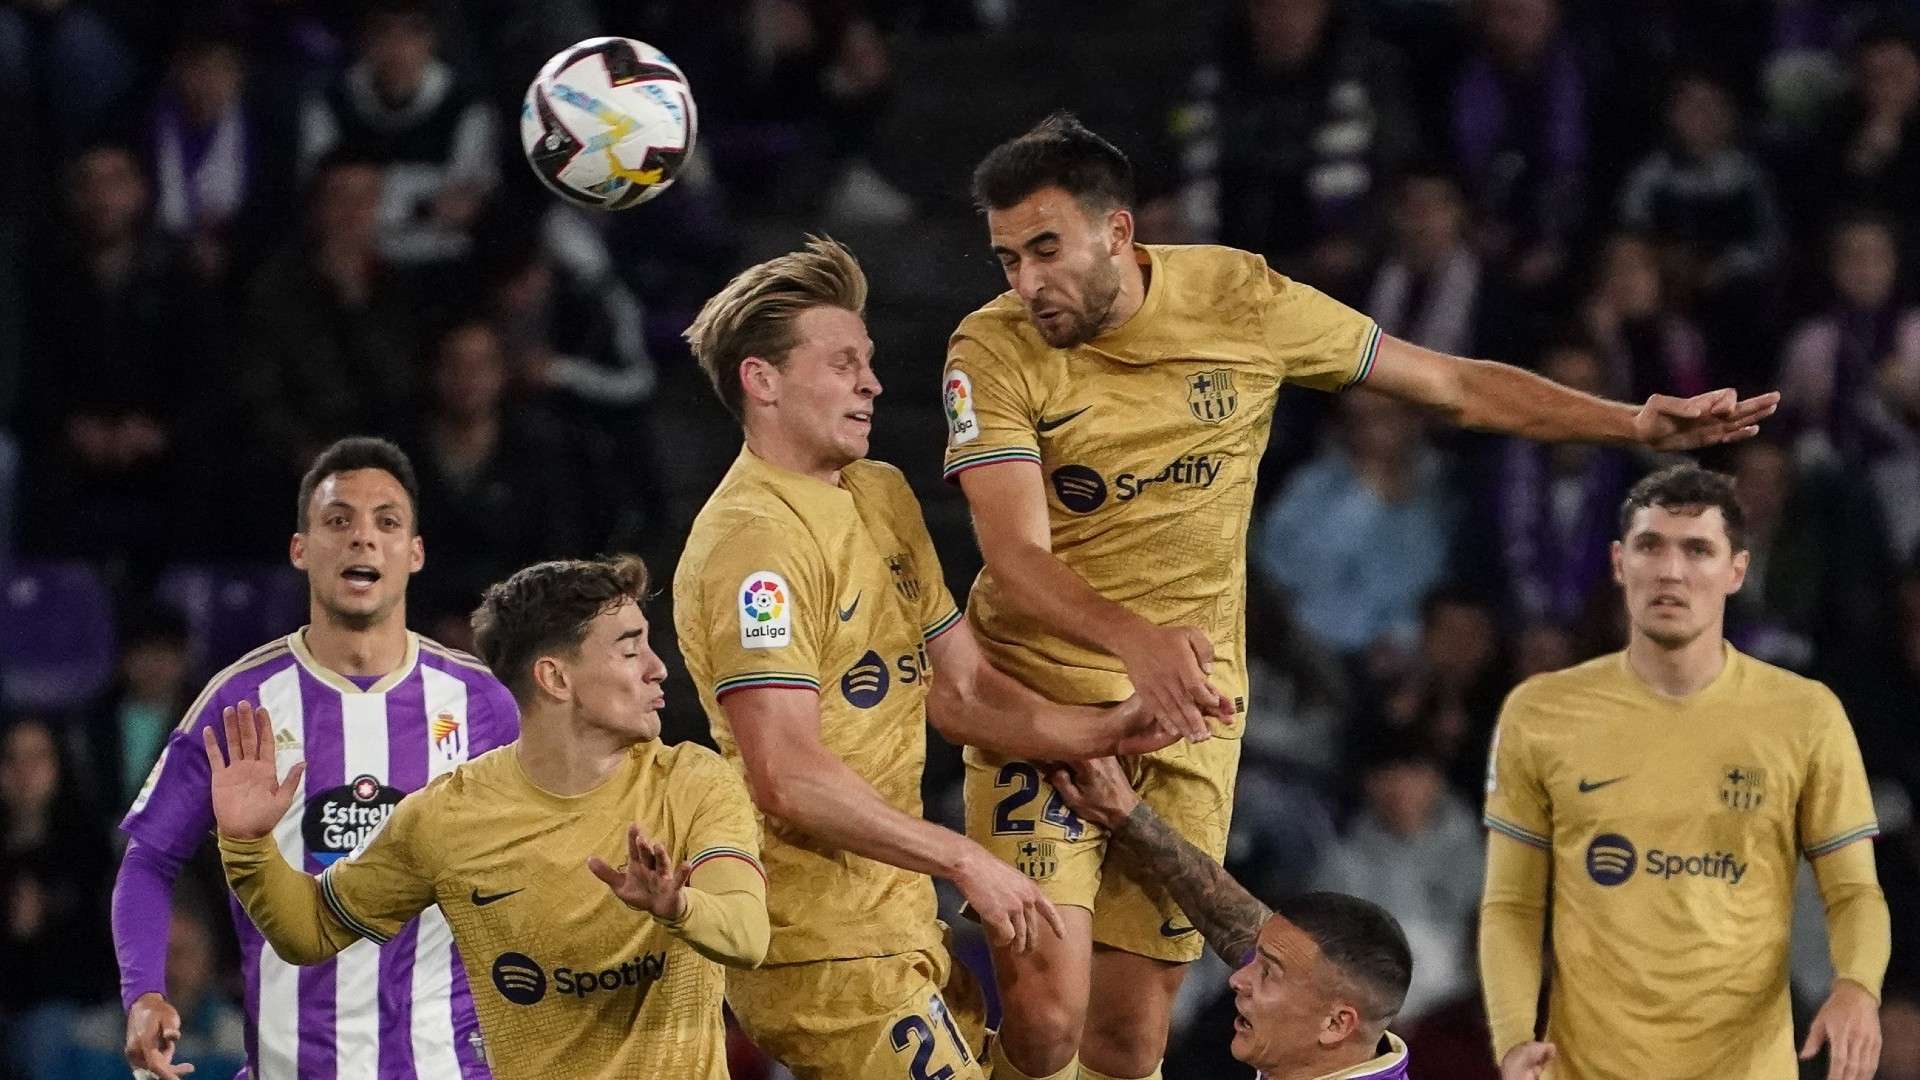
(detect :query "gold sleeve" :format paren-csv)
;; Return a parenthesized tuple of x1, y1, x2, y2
(217, 831, 362, 965)
(660, 857, 769, 968)
(1478, 832, 1551, 1063)
(1812, 837, 1890, 1001)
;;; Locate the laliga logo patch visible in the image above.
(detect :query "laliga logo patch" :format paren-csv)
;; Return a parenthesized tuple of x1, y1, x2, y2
(945, 369, 979, 446)
(739, 571, 792, 650)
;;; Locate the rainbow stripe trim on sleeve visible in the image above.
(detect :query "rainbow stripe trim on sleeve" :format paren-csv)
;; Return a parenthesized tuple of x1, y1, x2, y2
(1342, 323, 1383, 390)
(1804, 823, 1880, 859)
(713, 672, 821, 700)
(320, 864, 393, 945)
(1483, 814, 1551, 850)
(924, 608, 964, 641)
(942, 446, 1043, 482)
(687, 846, 767, 886)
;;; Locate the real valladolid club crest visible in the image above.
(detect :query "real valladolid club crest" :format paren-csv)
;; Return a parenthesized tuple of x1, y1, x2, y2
(1187, 369, 1238, 424)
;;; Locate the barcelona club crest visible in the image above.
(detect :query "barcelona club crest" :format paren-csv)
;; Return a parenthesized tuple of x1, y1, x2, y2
(1719, 765, 1766, 812)
(886, 552, 921, 602)
(1014, 839, 1057, 881)
(1187, 369, 1238, 424)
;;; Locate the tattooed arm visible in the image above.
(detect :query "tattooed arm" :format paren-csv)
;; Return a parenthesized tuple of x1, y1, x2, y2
(1047, 759, 1270, 966)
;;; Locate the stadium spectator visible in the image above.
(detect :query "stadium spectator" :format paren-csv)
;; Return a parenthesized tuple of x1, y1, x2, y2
(1363, 589, 1510, 799)
(1823, 23, 1920, 232)
(0, 0, 137, 211)
(1256, 390, 1459, 657)
(298, 0, 498, 265)
(80, 602, 195, 811)
(1364, 166, 1500, 360)
(1582, 231, 1714, 403)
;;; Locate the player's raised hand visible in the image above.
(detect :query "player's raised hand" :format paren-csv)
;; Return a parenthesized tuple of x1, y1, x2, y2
(1631, 388, 1779, 451)
(588, 823, 692, 920)
(204, 701, 305, 842)
(1801, 978, 1881, 1080)
(1499, 1040, 1556, 1080)
(124, 991, 196, 1080)
(1113, 622, 1229, 743)
(954, 843, 1066, 956)
(1045, 758, 1140, 831)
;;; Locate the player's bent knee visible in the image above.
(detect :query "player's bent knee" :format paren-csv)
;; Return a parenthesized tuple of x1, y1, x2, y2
(993, 997, 1084, 1076)
(1080, 1012, 1172, 1076)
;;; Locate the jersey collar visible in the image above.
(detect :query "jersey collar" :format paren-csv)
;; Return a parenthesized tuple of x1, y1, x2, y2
(288, 628, 420, 695)
(733, 444, 855, 510)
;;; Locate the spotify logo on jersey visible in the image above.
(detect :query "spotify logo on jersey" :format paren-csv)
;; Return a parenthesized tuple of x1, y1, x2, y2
(1050, 465, 1108, 513)
(842, 650, 890, 708)
(492, 952, 548, 1005)
(1586, 833, 1638, 886)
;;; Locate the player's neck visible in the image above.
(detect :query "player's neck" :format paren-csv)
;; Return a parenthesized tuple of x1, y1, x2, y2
(1625, 628, 1727, 698)
(514, 710, 634, 796)
(302, 611, 410, 678)
(743, 431, 842, 488)
(1098, 246, 1151, 336)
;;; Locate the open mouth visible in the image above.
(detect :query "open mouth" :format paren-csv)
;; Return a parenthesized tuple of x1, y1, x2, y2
(847, 409, 872, 426)
(341, 566, 382, 590)
(1234, 1009, 1253, 1034)
(1650, 594, 1687, 609)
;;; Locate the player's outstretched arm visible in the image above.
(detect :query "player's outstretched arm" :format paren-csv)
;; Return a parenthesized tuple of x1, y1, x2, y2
(206, 702, 360, 965)
(1047, 759, 1269, 967)
(723, 686, 1066, 954)
(924, 617, 1193, 759)
(1362, 333, 1780, 450)
(957, 461, 1228, 741)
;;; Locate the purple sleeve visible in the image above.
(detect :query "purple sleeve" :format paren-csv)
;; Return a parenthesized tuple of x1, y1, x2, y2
(114, 838, 189, 1009)
(119, 703, 222, 859)
(477, 676, 521, 753)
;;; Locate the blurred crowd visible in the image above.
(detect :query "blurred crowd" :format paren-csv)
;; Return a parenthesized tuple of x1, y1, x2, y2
(1, 0, 1919, 1077)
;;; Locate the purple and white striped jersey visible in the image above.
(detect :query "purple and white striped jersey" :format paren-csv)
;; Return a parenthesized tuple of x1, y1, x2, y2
(122, 630, 519, 1080)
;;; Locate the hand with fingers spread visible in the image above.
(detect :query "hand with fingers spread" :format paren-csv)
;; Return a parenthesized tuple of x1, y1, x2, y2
(1801, 978, 1881, 1080)
(588, 824, 692, 920)
(954, 843, 1066, 955)
(124, 991, 196, 1080)
(1499, 1041, 1557, 1080)
(1112, 621, 1231, 743)
(1044, 757, 1140, 831)
(203, 702, 306, 842)
(1632, 388, 1780, 451)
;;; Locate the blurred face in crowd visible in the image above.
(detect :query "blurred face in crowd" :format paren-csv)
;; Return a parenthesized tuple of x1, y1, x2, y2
(1668, 77, 1736, 158)
(69, 146, 148, 244)
(433, 323, 508, 423)
(364, 12, 436, 102)
(1598, 235, 1664, 320)
(1228, 916, 1367, 1072)
(542, 599, 668, 743)
(0, 720, 60, 818)
(747, 304, 881, 472)
(1858, 38, 1920, 118)
(1612, 504, 1747, 650)
(989, 186, 1130, 349)
(166, 911, 217, 1007)
(1341, 391, 1421, 466)
(123, 634, 191, 704)
(309, 162, 383, 251)
(1731, 440, 1792, 535)
(1424, 600, 1497, 683)
(1365, 759, 1445, 838)
(172, 41, 244, 126)
(1541, 345, 1605, 396)
(1247, 0, 1331, 71)
(292, 469, 423, 631)
(1831, 221, 1898, 310)
(1393, 176, 1467, 263)
(1479, 0, 1557, 70)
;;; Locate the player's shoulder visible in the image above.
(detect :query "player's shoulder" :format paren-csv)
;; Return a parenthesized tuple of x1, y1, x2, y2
(424, 745, 517, 808)
(175, 635, 300, 731)
(416, 634, 501, 683)
(653, 740, 737, 785)
(952, 289, 1033, 354)
(1150, 243, 1273, 290)
(1730, 649, 1846, 721)
(842, 458, 916, 501)
(680, 502, 814, 576)
(1499, 653, 1625, 719)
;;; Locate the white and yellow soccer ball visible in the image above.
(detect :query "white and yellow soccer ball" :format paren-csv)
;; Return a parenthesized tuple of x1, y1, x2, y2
(520, 37, 697, 211)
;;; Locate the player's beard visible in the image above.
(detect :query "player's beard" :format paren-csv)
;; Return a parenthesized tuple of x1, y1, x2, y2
(1038, 257, 1123, 348)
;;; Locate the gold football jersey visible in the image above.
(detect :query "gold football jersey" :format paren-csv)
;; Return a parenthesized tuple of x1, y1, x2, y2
(319, 740, 763, 1080)
(1483, 647, 1880, 1080)
(674, 447, 963, 965)
(941, 243, 1378, 712)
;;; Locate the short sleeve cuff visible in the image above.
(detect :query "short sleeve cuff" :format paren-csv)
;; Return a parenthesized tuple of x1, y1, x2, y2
(1484, 814, 1551, 850)
(1340, 323, 1383, 390)
(923, 608, 964, 641)
(942, 447, 1042, 482)
(1805, 823, 1880, 859)
(713, 672, 821, 701)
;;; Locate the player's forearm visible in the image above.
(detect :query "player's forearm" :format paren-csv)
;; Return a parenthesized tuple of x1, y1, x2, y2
(217, 831, 360, 965)
(1452, 357, 1638, 443)
(114, 840, 185, 1009)
(1479, 836, 1551, 1061)
(1814, 840, 1891, 1000)
(929, 662, 1134, 759)
(662, 861, 770, 968)
(755, 748, 973, 881)
(984, 541, 1153, 657)
(1109, 802, 1269, 966)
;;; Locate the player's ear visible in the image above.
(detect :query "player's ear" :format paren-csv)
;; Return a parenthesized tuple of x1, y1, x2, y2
(1106, 206, 1134, 255)
(532, 655, 570, 703)
(289, 532, 307, 571)
(1609, 539, 1625, 586)
(1726, 546, 1750, 595)
(409, 534, 425, 573)
(1320, 1001, 1361, 1047)
(740, 356, 778, 409)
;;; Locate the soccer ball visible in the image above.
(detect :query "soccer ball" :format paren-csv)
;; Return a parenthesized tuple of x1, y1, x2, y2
(520, 37, 697, 211)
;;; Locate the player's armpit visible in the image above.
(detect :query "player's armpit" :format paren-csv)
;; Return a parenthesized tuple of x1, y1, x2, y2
(1812, 838, 1890, 1000)
(662, 856, 769, 968)
(217, 832, 361, 964)
(1479, 834, 1551, 1063)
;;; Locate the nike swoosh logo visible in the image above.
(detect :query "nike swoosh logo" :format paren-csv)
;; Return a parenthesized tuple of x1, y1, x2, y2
(1578, 776, 1627, 793)
(1159, 918, 1197, 938)
(837, 593, 861, 621)
(1036, 406, 1091, 433)
(471, 887, 524, 907)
